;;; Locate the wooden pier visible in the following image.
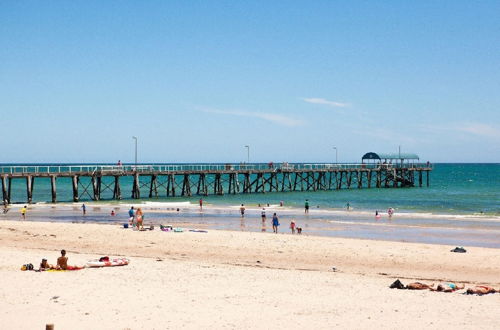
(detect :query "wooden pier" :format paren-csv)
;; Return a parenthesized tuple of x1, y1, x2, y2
(0, 163, 432, 204)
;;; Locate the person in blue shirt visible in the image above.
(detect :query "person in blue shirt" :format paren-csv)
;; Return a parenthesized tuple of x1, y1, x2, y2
(128, 206, 135, 226)
(272, 213, 280, 233)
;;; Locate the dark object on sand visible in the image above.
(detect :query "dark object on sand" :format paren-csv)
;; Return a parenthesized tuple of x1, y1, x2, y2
(450, 247, 467, 253)
(123, 223, 129, 229)
(390, 279, 405, 289)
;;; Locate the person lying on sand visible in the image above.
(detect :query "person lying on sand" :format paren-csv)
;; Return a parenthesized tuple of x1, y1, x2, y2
(431, 282, 464, 292)
(406, 282, 434, 290)
(466, 286, 497, 295)
(39, 258, 54, 270)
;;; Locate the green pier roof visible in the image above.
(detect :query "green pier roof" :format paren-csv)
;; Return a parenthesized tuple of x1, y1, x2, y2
(362, 152, 419, 160)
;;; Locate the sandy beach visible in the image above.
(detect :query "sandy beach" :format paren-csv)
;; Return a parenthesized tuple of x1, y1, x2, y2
(1, 210, 499, 329)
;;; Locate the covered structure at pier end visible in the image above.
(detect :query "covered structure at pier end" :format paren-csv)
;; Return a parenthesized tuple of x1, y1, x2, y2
(361, 152, 420, 166)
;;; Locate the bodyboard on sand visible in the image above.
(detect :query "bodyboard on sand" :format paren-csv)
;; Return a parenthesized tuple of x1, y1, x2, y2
(86, 257, 129, 268)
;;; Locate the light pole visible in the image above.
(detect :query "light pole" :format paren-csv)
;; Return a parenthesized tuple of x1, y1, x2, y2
(132, 136, 138, 169)
(333, 146, 338, 164)
(244, 145, 250, 163)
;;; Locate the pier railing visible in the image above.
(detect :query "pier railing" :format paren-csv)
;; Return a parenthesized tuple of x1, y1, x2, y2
(0, 163, 432, 174)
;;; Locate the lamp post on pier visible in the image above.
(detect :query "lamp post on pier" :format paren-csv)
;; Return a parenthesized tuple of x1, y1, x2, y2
(333, 146, 338, 164)
(132, 136, 138, 170)
(244, 145, 250, 164)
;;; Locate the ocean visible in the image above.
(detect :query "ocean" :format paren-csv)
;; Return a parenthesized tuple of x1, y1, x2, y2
(2, 163, 498, 216)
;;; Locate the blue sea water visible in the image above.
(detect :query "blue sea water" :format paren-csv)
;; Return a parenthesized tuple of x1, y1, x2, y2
(2, 163, 499, 216)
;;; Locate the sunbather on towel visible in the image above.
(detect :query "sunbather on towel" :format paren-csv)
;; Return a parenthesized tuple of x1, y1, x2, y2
(406, 282, 434, 290)
(39, 258, 54, 270)
(466, 286, 496, 295)
(432, 282, 464, 292)
(56, 249, 80, 270)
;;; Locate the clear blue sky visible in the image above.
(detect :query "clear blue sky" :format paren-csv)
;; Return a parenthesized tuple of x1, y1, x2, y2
(1, 1, 499, 163)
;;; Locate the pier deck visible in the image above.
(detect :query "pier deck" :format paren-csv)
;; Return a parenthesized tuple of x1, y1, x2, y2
(0, 163, 432, 204)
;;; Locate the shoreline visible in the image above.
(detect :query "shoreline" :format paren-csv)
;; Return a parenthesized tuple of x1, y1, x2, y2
(4, 199, 500, 220)
(3, 201, 500, 249)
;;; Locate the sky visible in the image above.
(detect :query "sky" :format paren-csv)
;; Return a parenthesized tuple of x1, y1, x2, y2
(1, 1, 499, 163)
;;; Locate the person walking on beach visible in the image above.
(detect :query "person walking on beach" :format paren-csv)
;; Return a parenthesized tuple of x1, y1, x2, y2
(261, 208, 266, 223)
(290, 220, 296, 234)
(240, 204, 245, 217)
(81, 203, 86, 215)
(199, 198, 203, 210)
(20, 205, 27, 220)
(272, 213, 280, 233)
(388, 207, 394, 219)
(304, 199, 309, 214)
(128, 206, 135, 226)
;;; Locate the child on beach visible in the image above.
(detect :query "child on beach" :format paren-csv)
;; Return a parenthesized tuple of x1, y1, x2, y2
(20, 206, 27, 220)
(290, 220, 296, 234)
(240, 204, 245, 217)
(39, 258, 54, 270)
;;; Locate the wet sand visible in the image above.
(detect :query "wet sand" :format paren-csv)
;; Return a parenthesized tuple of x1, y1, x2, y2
(3, 202, 500, 248)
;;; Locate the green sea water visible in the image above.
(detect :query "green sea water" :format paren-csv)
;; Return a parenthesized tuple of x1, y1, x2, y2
(3, 163, 499, 216)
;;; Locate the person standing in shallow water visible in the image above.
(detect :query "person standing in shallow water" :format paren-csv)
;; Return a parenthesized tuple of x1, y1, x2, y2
(128, 206, 135, 226)
(272, 213, 280, 233)
(81, 203, 86, 215)
(240, 204, 245, 217)
(20, 205, 27, 220)
(304, 199, 309, 214)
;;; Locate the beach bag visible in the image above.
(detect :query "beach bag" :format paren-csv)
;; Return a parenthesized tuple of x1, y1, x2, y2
(21, 263, 34, 271)
(390, 279, 405, 289)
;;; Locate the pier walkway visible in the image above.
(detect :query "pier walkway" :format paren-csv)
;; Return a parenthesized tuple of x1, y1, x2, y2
(0, 163, 432, 204)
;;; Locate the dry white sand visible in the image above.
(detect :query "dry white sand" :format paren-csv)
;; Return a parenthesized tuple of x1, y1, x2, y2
(1, 220, 499, 329)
